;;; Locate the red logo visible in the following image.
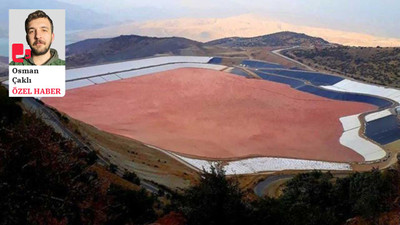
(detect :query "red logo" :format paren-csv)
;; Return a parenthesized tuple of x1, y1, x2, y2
(12, 43, 31, 63)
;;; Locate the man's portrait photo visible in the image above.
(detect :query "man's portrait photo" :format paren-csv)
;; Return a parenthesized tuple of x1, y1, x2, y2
(9, 9, 65, 66)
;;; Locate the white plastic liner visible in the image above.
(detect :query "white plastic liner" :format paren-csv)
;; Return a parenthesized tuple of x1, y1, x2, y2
(322, 79, 400, 103)
(66, 56, 213, 81)
(65, 79, 94, 90)
(173, 154, 351, 175)
(339, 114, 387, 161)
(339, 128, 386, 161)
(66, 62, 226, 90)
(339, 114, 361, 131)
(115, 63, 226, 79)
(101, 74, 122, 82)
(88, 76, 107, 84)
(365, 109, 393, 122)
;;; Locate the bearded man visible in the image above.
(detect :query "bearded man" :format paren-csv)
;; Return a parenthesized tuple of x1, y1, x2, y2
(10, 10, 65, 66)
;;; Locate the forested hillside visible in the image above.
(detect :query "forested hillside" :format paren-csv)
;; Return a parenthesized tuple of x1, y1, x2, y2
(283, 46, 400, 88)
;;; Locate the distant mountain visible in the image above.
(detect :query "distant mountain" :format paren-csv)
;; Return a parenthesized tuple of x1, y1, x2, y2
(66, 35, 203, 68)
(66, 38, 111, 56)
(66, 31, 332, 68)
(0, 56, 7, 64)
(206, 31, 331, 47)
(0, 56, 8, 77)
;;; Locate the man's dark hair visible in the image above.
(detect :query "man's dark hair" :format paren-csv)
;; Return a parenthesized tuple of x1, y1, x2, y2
(25, 10, 54, 33)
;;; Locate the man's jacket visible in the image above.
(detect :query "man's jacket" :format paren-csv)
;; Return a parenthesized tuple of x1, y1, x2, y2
(9, 48, 65, 66)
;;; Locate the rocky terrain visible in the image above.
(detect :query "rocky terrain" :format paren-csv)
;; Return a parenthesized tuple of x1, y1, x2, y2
(283, 46, 400, 88)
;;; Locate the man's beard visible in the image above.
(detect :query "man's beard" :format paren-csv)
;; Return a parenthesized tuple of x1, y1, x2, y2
(30, 41, 52, 56)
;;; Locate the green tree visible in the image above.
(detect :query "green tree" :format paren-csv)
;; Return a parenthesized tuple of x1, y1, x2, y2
(279, 171, 340, 225)
(346, 169, 398, 219)
(179, 164, 251, 225)
(122, 171, 141, 185)
(106, 184, 156, 225)
(85, 150, 98, 165)
(109, 164, 118, 173)
(0, 86, 22, 125)
(251, 197, 286, 225)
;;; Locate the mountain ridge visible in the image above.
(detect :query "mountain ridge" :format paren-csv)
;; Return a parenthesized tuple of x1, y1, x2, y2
(206, 31, 331, 47)
(66, 35, 203, 68)
(66, 31, 331, 68)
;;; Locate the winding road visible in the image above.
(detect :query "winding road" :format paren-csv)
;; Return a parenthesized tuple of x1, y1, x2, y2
(254, 175, 293, 197)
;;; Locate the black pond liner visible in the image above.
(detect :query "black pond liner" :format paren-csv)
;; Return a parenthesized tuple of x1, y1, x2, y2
(224, 59, 398, 144)
(208, 57, 223, 64)
(241, 59, 284, 69)
(254, 71, 392, 109)
(365, 115, 400, 145)
(260, 69, 343, 86)
(230, 67, 252, 78)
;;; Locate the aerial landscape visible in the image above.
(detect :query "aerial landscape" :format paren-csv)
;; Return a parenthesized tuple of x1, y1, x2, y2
(1, 1, 400, 224)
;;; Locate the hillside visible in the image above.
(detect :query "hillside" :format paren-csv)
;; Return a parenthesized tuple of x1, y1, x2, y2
(65, 31, 333, 68)
(66, 35, 203, 68)
(283, 46, 400, 88)
(0, 86, 159, 224)
(206, 31, 331, 47)
(0, 56, 7, 64)
(0, 56, 7, 77)
(66, 38, 111, 56)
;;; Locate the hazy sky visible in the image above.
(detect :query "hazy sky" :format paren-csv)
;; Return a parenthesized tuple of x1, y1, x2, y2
(1, 0, 399, 56)
(58, 0, 400, 38)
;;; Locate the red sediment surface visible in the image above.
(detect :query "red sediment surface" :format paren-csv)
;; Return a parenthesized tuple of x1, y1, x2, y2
(44, 68, 377, 162)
